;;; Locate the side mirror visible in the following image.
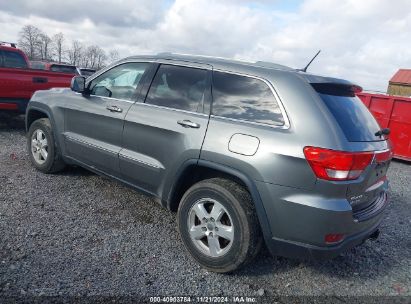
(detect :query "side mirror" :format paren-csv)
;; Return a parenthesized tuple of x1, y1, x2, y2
(70, 76, 87, 93)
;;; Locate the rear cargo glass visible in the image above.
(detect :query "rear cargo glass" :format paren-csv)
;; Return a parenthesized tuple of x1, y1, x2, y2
(312, 83, 382, 142)
(50, 65, 78, 74)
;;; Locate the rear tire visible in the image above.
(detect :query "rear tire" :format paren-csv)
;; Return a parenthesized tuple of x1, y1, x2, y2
(177, 178, 262, 273)
(27, 118, 65, 173)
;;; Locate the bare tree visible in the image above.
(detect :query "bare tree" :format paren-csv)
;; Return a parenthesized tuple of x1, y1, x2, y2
(39, 33, 53, 61)
(52, 32, 65, 63)
(18, 25, 110, 69)
(96, 47, 107, 69)
(67, 40, 83, 66)
(108, 50, 119, 63)
(82, 45, 107, 69)
(18, 25, 42, 59)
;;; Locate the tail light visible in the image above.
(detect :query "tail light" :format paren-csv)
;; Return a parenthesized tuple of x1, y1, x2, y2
(375, 149, 392, 163)
(303, 147, 375, 181)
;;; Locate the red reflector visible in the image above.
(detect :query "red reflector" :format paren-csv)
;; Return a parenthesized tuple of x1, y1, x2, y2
(375, 150, 392, 163)
(303, 147, 374, 181)
(0, 103, 18, 110)
(325, 233, 345, 244)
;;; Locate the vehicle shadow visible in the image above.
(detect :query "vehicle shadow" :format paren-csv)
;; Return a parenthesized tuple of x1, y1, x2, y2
(57, 165, 95, 177)
(392, 158, 410, 165)
(235, 238, 397, 280)
(0, 113, 25, 131)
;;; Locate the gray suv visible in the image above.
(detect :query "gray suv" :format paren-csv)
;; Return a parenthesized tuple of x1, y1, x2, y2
(26, 54, 391, 273)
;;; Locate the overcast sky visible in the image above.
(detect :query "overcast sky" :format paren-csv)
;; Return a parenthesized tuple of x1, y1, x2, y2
(1, 0, 410, 91)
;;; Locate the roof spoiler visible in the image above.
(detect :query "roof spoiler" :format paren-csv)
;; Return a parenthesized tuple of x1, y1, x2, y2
(0, 41, 17, 48)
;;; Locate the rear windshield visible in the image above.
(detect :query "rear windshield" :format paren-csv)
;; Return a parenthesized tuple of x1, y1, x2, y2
(1, 50, 28, 69)
(50, 65, 78, 74)
(31, 61, 46, 70)
(312, 83, 382, 142)
(80, 69, 95, 76)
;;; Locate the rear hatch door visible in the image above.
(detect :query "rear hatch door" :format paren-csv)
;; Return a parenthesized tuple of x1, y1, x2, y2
(312, 83, 391, 217)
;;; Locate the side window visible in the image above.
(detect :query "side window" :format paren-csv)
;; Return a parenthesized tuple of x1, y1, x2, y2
(89, 62, 149, 101)
(2, 50, 28, 69)
(212, 72, 285, 126)
(145, 64, 208, 112)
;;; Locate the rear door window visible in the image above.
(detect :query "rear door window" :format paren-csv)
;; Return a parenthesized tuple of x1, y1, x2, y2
(312, 83, 382, 142)
(211, 71, 284, 126)
(145, 64, 208, 112)
(1, 50, 28, 69)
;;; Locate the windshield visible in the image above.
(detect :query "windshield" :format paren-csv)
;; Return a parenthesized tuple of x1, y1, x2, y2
(50, 65, 78, 74)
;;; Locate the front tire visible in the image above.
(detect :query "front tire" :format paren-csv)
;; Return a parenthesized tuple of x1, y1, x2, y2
(27, 118, 65, 173)
(177, 178, 262, 273)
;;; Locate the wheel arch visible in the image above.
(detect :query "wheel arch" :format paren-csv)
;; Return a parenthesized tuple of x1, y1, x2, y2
(26, 107, 52, 132)
(166, 159, 273, 241)
(25, 105, 66, 162)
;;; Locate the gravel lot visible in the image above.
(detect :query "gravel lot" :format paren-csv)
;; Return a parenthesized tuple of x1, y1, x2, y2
(0, 114, 410, 302)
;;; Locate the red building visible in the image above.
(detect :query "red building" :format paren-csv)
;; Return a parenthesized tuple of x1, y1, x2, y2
(387, 69, 411, 97)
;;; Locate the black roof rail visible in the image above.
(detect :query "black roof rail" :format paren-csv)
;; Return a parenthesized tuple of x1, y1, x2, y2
(0, 41, 17, 48)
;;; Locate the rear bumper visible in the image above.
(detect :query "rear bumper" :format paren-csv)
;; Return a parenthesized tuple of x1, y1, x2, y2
(0, 99, 29, 113)
(255, 180, 389, 260)
(265, 220, 382, 260)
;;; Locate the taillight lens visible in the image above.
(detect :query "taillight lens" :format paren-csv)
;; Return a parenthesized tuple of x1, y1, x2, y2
(375, 149, 392, 163)
(303, 147, 374, 181)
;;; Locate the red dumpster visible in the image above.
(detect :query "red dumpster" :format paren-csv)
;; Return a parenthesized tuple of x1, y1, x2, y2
(357, 92, 411, 162)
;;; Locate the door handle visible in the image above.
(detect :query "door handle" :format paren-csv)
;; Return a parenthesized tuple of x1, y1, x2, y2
(177, 120, 200, 128)
(32, 77, 48, 83)
(106, 105, 123, 113)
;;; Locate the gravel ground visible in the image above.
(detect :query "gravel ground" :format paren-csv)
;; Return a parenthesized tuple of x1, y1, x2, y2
(0, 115, 410, 302)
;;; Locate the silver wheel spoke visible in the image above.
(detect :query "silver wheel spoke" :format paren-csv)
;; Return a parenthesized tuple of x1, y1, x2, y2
(36, 130, 43, 141)
(35, 151, 42, 161)
(193, 203, 209, 220)
(190, 225, 205, 240)
(40, 148, 48, 160)
(32, 138, 37, 146)
(215, 224, 234, 241)
(207, 235, 220, 257)
(209, 201, 225, 221)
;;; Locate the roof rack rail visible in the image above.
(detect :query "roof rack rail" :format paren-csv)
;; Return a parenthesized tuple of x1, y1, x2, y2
(0, 41, 17, 48)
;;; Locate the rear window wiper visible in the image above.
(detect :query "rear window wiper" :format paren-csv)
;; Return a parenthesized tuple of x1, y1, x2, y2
(375, 128, 390, 138)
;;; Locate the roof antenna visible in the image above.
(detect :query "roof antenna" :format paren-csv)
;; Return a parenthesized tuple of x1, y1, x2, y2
(299, 50, 321, 72)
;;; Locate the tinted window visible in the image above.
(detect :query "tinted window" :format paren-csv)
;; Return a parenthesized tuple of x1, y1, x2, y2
(145, 64, 208, 112)
(313, 84, 382, 142)
(212, 72, 284, 126)
(1, 50, 27, 68)
(50, 64, 78, 74)
(89, 62, 149, 101)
